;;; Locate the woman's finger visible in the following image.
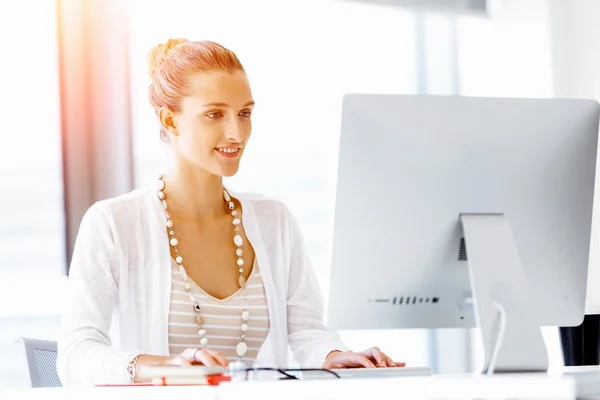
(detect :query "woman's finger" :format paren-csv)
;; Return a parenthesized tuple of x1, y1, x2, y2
(349, 353, 377, 368)
(162, 356, 191, 366)
(383, 353, 395, 367)
(194, 349, 221, 366)
(180, 348, 201, 362)
(359, 347, 386, 367)
(204, 348, 229, 367)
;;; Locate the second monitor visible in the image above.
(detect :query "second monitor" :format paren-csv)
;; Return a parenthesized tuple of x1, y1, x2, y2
(327, 94, 599, 373)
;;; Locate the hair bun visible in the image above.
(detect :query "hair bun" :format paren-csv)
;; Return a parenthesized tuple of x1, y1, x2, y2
(147, 38, 189, 78)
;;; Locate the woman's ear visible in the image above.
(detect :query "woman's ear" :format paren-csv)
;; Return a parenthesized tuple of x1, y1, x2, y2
(159, 106, 179, 137)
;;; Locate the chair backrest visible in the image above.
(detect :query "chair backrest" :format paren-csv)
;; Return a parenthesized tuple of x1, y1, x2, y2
(20, 337, 62, 388)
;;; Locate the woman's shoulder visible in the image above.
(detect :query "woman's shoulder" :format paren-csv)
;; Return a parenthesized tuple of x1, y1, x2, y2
(83, 186, 158, 229)
(92, 186, 154, 214)
(231, 190, 293, 223)
(73, 187, 159, 250)
(234, 190, 281, 205)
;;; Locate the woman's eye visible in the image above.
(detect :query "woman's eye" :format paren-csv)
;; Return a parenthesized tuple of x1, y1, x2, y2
(239, 111, 252, 118)
(207, 111, 223, 119)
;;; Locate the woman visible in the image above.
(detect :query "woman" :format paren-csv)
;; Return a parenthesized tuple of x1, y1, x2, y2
(57, 38, 402, 386)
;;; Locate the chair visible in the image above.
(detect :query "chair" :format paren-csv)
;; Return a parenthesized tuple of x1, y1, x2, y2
(19, 337, 62, 388)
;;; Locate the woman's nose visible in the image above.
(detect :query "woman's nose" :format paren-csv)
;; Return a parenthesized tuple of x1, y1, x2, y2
(226, 117, 244, 142)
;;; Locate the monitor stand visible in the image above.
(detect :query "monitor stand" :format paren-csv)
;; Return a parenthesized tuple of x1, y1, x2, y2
(460, 213, 549, 374)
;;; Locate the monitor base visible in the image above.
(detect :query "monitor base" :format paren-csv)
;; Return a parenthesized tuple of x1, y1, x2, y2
(460, 213, 549, 374)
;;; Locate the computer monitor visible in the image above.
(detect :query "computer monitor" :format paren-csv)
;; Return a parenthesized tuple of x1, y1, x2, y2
(327, 94, 600, 373)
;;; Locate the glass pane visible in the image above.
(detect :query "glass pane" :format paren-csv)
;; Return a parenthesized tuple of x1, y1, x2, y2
(0, 0, 66, 388)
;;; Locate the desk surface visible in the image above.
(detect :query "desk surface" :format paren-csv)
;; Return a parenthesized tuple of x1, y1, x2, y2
(0, 373, 588, 400)
(0, 385, 219, 400)
(220, 374, 577, 400)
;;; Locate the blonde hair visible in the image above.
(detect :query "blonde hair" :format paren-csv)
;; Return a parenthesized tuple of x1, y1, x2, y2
(147, 38, 246, 141)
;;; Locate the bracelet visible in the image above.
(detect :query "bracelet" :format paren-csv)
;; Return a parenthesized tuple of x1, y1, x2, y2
(126, 353, 143, 383)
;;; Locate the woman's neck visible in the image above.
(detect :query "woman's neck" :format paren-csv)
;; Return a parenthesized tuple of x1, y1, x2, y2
(161, 160, 227, 221)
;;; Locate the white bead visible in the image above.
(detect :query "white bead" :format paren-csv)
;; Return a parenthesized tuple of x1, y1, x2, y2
(236, 248, 243, 256)
(233, 218, 241, 225)
(234, 235, 243, 246)
(232, 210, 237, 216)
(179, 266, 187, 280)
(157, 179, 165, 190)
(237, 259, 244, 266)
(200, 337, 208, 346)
(198, 329, 206, 336)
(239, 268, 244, 273)
(162, 200, 168, 210)
(170, 238, 178, 246)
(223, 190, 231, 202)
(240, 323, 248, 332)
(241, 311, 250, 321)
(236, 342, 248, 357)
(176, 256, 183, 263)
(158, 191, 165, 199)
(184, 282, 191, 291)
(166, 220, 173, 228)
(238, 276, 246, 287)
(240, 334, 246, 340)
(228, 201, 235, 210)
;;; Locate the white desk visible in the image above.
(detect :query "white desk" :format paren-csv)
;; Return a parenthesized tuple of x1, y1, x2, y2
(0, 373, 587, 400)
(554, 366, 600, 399)
(0, 385, 219, 400)
(220, 374, 577, 400)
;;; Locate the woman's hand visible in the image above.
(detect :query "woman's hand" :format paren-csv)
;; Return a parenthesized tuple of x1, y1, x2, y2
(134, 348, 229, 382)
(322, 347, 406, 369)
(172, 347, 229, 367)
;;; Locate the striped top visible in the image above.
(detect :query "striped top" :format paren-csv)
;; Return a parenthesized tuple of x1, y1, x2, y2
(167, 258, 270, 363)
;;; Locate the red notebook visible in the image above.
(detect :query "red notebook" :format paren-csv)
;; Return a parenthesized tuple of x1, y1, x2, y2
(153, 374, 231, 386)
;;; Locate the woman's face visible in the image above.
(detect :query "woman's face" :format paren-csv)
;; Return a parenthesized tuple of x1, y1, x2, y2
(163, 69, 254, 177)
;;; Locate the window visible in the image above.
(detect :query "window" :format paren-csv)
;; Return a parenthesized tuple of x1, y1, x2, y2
(0, 0, 66, 388)
(456, 3, 554, 98)
(128, 0, 430, 368)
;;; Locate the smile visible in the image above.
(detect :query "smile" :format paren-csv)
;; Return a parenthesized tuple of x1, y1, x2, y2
(215, 147, 241, 158)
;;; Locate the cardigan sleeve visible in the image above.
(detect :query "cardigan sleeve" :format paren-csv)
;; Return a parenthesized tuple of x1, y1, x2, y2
(283, 204, 350, 367)
(57, 202, 138, 386)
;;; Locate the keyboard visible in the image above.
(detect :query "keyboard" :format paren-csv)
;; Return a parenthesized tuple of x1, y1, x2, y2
(140, 364, 433, 382)
(303, 366, 432, 380)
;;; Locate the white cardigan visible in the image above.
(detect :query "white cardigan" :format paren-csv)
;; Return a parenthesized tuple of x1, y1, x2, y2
(56, 186, 349, 386)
